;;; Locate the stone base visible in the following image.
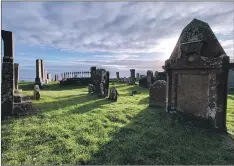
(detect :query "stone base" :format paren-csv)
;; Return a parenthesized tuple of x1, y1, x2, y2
(35, 77, 44, 89)
(14, 93, 22, 103)
(149, 101, 166, 108)
(13, 100, 33, 116)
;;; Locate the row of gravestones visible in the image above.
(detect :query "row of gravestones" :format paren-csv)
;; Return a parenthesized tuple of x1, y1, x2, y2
(148, 18, 234, 132)
(1, 30, 35, 119)
(35, 59, 52, 88)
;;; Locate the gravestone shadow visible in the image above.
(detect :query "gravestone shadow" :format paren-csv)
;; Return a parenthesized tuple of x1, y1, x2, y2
(85, 106, 234, 165)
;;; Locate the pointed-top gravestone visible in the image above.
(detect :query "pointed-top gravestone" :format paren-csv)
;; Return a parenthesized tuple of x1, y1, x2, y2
(168, 18, 226, 62)
(164, 18, 230, 132)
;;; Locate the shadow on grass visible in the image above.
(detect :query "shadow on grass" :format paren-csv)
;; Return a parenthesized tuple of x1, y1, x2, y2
(138, 97, 149, 104)
(86, 106, 234, 165)
(67, 98, 113, 114)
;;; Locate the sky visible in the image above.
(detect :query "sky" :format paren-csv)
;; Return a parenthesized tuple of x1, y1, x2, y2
(1, 2, 234, 80)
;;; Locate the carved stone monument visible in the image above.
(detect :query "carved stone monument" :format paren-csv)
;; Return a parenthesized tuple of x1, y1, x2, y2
(163, 18, 231, 131)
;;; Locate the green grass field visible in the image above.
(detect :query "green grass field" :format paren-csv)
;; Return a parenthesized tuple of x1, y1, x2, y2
(1, 81, 234, 165)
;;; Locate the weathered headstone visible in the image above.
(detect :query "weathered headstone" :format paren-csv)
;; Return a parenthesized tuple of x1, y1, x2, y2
(93, 68, 109, 98)
(40, 60, 45, 83)
(163, 18, 231, 131)
(136, 73, 140, 80)
(130, 69, 135, 84)
(34, 85, 40, 100)
(139, 76, 148, 88)
(154, 71, 158, 78)
(108, 87, 118, 101)
(155, 71, 167, 81)
(116, 72, 120, 79)
(147, 70, 154, 88)
(1, 30, 14, 119)
(149, 80, 167, 107)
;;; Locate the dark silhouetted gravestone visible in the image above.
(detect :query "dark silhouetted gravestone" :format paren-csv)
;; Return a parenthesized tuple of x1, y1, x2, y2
(1, 30, 14, 119)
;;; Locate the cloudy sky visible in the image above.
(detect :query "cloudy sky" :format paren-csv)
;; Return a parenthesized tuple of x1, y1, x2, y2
(2, 2, 234, 80)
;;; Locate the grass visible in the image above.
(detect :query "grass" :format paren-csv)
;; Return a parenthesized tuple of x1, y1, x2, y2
(1, 81, 234, 165)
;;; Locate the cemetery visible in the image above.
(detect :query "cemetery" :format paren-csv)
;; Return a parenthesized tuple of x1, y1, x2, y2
(1, 18, 234, 165)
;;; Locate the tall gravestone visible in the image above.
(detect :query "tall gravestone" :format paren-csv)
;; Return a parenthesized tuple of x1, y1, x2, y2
(48, 73, 51, 82)
(1, 30, 14, 119)
(147, 70, 154, 88)
(35, 59, 43, 87)
(116, 72, 120, 79)
(40, 60, 45, 84)
(163, 18, 231, 131)
(130, 69, 135, 84)
(44, 69, 48, 84)
(14, 63, 19, 90)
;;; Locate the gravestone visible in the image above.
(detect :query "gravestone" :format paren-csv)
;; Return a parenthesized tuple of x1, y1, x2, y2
(139, 76, 148, 88)
(34, 85, 40, 100)
(47, 73, 51, 82)
(155, 71, 167, 81)
(130, 69, 135, 84)
(136, 73, 140, 80)
(154, 71, 158, 78)
(93, 68, 109, 98)
(40, 60, 45, 84)
(44, 69, 48, 84)
(116, 72, 120, 79)
(147, 70, 154, 88)
(1, 30, 14, 119)
(163, 18, 231, 131)
(35, 59, 43, 88)
(149, 80, 167, 107)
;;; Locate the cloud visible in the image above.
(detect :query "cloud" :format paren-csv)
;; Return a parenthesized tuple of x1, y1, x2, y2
(2, 2, 234, 80)
(2, 2, 233, 56)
